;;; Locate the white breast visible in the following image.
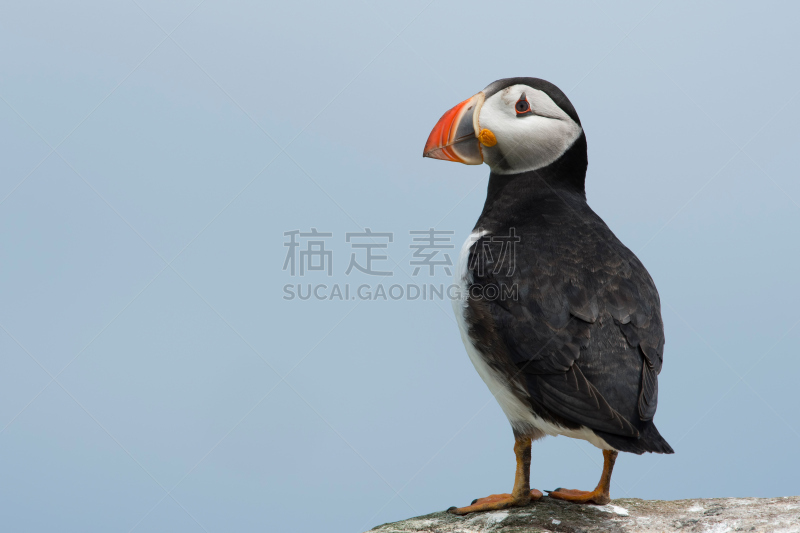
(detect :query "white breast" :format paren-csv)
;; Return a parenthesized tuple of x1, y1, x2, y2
(452, 230, 614, 450)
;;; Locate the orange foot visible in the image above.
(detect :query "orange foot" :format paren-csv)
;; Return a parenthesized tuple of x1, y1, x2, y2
(448, 489, 543, 515)
(547, 488, 610, 505)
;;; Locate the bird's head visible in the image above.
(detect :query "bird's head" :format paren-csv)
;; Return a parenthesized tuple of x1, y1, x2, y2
(423, 78, 584, 177)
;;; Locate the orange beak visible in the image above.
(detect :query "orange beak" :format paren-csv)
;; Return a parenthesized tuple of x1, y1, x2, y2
(423, 92, 485, 165)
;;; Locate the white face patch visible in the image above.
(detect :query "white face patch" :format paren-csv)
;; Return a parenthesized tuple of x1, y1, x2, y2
(477, 84, 583, 175)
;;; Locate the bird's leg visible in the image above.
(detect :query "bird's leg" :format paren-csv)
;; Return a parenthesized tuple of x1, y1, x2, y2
(548, 449, 618, 505)
(448, 436, 543, 515)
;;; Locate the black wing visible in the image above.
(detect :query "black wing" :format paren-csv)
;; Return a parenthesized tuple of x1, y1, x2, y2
(466, 209, 664, 437)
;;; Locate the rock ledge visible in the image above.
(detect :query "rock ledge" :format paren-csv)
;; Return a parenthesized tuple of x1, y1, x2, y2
(368, 496, 800, 533)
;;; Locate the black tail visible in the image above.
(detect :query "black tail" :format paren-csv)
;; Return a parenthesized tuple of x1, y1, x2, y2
(594, 422, 674, 455)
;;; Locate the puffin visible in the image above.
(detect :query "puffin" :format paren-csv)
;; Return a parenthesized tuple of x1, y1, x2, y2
(422, 77, 673, 515)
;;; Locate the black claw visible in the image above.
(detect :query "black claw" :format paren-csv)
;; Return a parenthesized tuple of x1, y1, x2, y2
(471, 499, 478, 505)
(446, 506, 458, 514)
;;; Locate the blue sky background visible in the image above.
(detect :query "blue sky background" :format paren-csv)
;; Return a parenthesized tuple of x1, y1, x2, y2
(1, 1, 799, 532)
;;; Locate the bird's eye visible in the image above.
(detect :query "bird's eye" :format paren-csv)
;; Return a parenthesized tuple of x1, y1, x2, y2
(515, 94, 531, 115)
